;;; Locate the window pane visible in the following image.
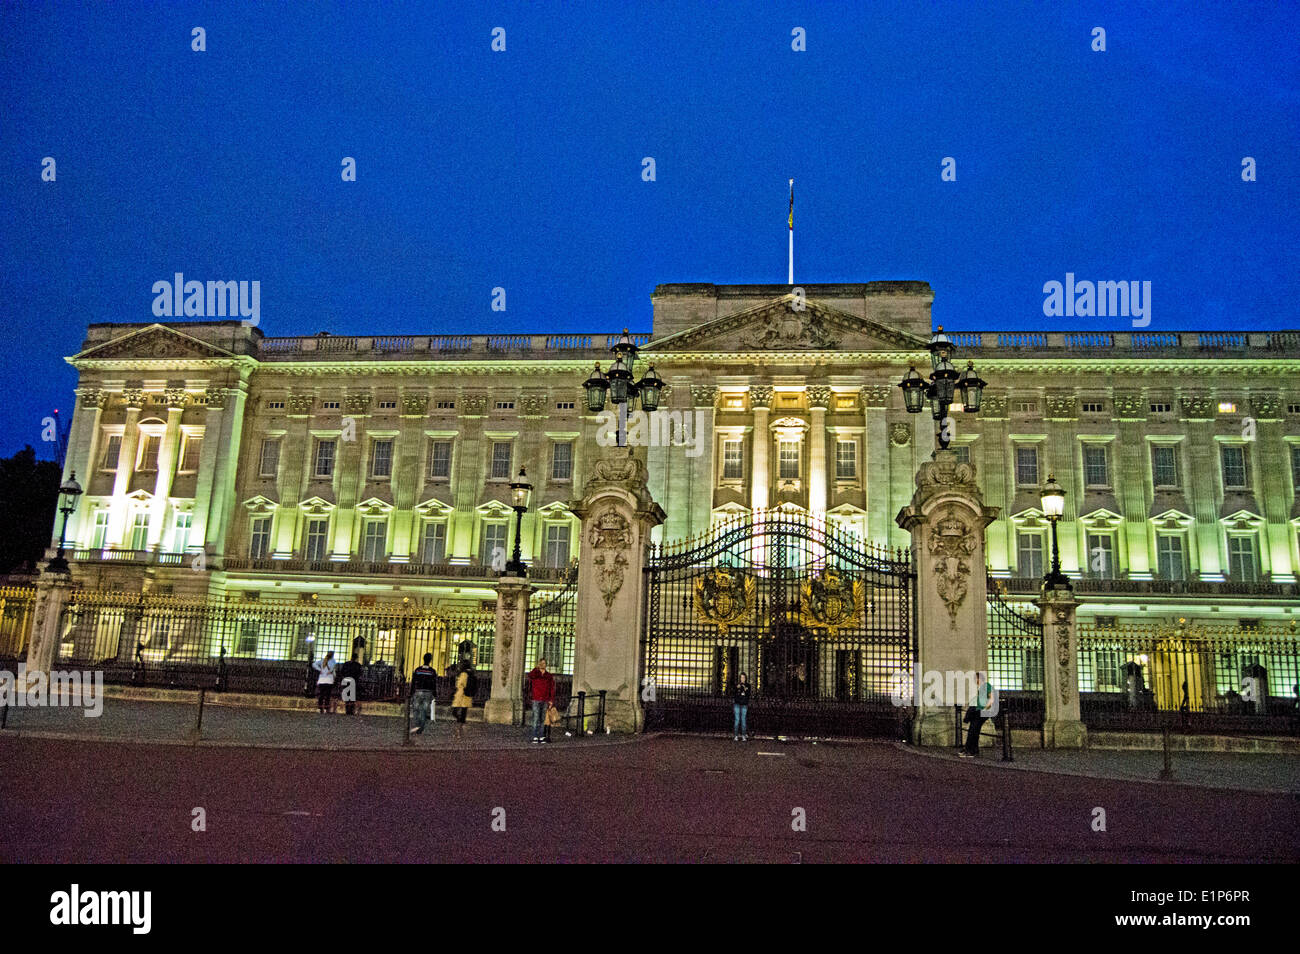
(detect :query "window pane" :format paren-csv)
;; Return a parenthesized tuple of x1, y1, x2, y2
(260, 439, 280, 477)
(483, 524, 507, 565)
(1083, 446, 1108, 485)
(491, 443, 512, 479)
(91, 511, 108, 549)
(835, 441, 856, 479)
(172, 513, 192, 552)
(429, 441, 452, 479)
(544, 524, 570, 568)
(723, 440, 744, 480)
(953, 445, 971, 464)
(1157, 536, 1184, 581)
(371, 439, 393, 478)
(422, 522, 447, 564)
(138, 435, 160, 471)
(315, 440, 336, 477)
(305, 519, 329, 561)
(1152, 446, 1177, 486)
(1229, 536, 1256, 582)
(551, 442, 573, 480)
(1015, 447, 1038, 486)
(249, 517, 270, 559)
(363, 521, 387, 562)
(1017, 533, 1044, 578)
(1086, 533, 1114, 578)
(1221, 446, 1247, 488)
(779, 441, 799, 479)
(101, 434, 122, 470)
(1292, 446, 1300, 487)
(131, 513, 150, 550)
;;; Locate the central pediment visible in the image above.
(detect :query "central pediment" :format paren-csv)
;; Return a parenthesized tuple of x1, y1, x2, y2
(643, 296, 930, 354)
(73, 324, 239, 362)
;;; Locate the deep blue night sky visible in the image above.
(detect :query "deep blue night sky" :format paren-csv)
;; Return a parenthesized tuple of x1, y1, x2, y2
(2, 1, 1296, 457)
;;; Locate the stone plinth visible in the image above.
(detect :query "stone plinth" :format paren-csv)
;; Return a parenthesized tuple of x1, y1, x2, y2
(1037, 583, 1088, 749)
(484, 574, 531, 725)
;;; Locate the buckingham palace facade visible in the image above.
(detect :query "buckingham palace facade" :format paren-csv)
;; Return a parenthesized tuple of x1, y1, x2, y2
(52, 281, 1300, 629)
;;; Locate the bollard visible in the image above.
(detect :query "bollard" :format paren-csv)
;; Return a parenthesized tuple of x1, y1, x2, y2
(598, 690, 607, 734)
(403, 689, 412, 746)
(1000, 711, 1013, 762)
(954, 704, 963, 749)
(1159, 725, 1173, 780)
(190, 687, 206, 743)
(576, 691, 586, 737)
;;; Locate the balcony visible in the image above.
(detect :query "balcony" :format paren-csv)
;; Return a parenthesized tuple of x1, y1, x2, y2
(220, 558, 575, 583)
(994, 576, 1299, 599)
(257, 332, 652, 361)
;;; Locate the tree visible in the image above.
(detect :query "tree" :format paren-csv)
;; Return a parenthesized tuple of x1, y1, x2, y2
(0, 447, 62, 574)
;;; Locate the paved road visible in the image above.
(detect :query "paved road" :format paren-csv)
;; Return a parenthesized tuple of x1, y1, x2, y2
(2, 733, 1296, 863)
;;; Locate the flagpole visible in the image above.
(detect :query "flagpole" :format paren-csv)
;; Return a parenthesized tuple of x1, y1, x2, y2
(787, 178, 794, 285)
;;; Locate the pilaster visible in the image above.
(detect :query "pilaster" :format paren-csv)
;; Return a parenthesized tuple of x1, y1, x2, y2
(485, 575, 532, 724)
(1036, 584, 1088, 749)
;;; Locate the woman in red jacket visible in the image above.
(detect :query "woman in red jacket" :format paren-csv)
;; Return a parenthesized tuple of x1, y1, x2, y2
(527, 658, 555, 744)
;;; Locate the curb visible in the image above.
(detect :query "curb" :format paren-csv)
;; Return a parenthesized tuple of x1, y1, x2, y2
(893, 741, 1300, 796)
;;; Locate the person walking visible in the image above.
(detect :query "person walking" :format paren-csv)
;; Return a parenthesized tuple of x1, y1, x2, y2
(526, 658, 555, 744)
(733, 672, 751, 741)
(338, 652, 364, 716)
(960, 672, 994, 758)
(409, 653, 438, 735)
(313, 651, 337, 714)
(451, 662, 476, 739)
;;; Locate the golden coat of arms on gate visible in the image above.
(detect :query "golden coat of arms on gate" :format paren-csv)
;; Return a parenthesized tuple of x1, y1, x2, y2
(797, 568, 866, 637)
(693, 564, 756, 634)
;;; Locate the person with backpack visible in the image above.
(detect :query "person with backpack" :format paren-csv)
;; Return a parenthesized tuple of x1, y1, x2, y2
(313, 651, 337, 714)
(451, 662, 477, 739)
(409, 653, 438, 735)
(526, 658, 555, 744)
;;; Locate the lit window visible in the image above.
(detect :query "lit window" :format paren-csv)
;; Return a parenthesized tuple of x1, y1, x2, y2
(835, 440, 857, 480)
(90, 510, 109, 549)
(371, 439, 394, 478)
(1218, 401, 1236, 414)
(1016, 401, 1038, 414)
(551, 442, 573, 481)
(362, 519, 387, 563)
(1083, 445, 1108, 487)
(428, 441, 452, 479)
(259, 439, 280, 478)
(544, 524, 571, 568)
(722, 440, 744, 480)
(314, 440, 336, 478)
(249, 517, 271, 559)
(1015, 446, 1039, 486)
(172, 513, 192, 553)
(778, 441, 800, 480)
(421, 522, 447, 564)
(1221, 445, 1248, 489)
(1017, 532, 1044, 578)
(304, 518, 329, 562)
(491, 442, 512, 479)
(130, 512, 150, 550)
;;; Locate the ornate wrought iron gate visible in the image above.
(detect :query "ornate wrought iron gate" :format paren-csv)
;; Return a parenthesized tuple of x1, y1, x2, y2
(641, 510, 916, 737)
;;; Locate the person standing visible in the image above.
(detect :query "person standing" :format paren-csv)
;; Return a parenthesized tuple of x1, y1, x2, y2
(526, 658, 555, 744)
(451, 662, 476, 739)
(313, 651, 337, 714)
(733, 672, 751, 741)
(960, 672, 994, 758)
(338, 652, 364, 716)
(409, 653, 438, 735)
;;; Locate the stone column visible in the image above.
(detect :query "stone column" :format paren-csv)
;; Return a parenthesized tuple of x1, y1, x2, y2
(807, 385, 831, 516)
(202, 379, 250, 561)
(1036, 583, 1087, 748)
(749, 385, 772, 512)
(189, 388, 228, 561)
(64, 389, 107, 547)
(896, 449, 1000, 746)
(485, 574, 532, 724)
(570, 449, 666, 732)
(688, 385, 716, 539)
(861, 385, 892, 544)
(147, 391, 186, 550)
(107, 391, 144, 548)
(25, 569, 75, 677)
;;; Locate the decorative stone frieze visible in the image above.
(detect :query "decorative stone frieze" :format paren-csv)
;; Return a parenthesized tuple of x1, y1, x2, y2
(1112, 391, 1145, 419)
(460, 394, 488, 415)
(288, 394, 314, 415)
(520, 394, 548, 416)
(1045, 394, 1077, 420)
(1249, 391, 1282, 421)
(860, 384, 892, 408)
(401, 393, 428, 416)
(1180, 394, 1215, 420)
(807, 385, 833, 409)
(980, 393, 1008, 418)
(345, 392, 371, 415)
(691, 385, 718, 408)
(889, 422, 911, 446)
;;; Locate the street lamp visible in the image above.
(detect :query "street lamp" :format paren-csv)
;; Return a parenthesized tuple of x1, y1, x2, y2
(581, 329, 663, 445)
(897, 327, 987, 450)
(46, 471, 83, 574)
(504, 466, 533, 576)
(1040, 473, 1070, 589)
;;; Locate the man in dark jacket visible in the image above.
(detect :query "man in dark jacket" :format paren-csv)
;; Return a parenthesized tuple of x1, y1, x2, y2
(409, 653, 438, 734)
(339, 652, 364, 715)
(526, 658, 555, 744)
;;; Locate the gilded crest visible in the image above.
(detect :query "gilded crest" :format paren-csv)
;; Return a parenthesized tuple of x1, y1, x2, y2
(693, 564, 756, 634)
(797, 568, 866, 636)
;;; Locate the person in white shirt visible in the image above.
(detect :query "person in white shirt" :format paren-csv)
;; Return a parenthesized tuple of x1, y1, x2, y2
(313, 651, 337, 714)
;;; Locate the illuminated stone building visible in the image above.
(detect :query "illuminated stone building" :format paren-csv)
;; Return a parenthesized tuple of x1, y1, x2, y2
(55, 281, 1300, 637)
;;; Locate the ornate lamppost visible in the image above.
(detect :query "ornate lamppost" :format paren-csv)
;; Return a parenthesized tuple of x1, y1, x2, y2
(897, 327, 986, 450)
(504, 466, 533, 576)
(46, 472, 83, 574)
(1039, 473, 1071, 589)
(582, 329, 665, 446)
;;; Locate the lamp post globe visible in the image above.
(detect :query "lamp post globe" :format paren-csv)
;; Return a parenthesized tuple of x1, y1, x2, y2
(1040, 473, 1070, 589)
(505, 467, 533, 576)
(47, 472, 83, 574)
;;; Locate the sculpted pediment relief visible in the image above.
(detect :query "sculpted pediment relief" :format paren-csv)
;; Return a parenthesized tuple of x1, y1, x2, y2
(75, 324, 236, 362)
(644, 297, 930, 353)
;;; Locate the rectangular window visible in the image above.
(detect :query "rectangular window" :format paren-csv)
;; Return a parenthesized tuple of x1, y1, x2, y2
(1228, 535, 1257, 582)
(544, 524, 571, 568)
(322, 401, 340, 410)
(421, 522, 447, 565)
(130, 512, 150, 551)
(137, 434, 160, 471)
(100, 434, 122, 471)
(304, 518, 329, 562)
(1086, 533, 1115, 579)
(495, 401, 515, 410)
(953, 445, 971, 464)
(179, 435, 202, 473)
(370, 439, 394, 478)
(835, 440, 857, 480)
(1015, 446, 1039, 486)
(377, 400, 397, 410)
(90, 510, 109, 549)
(314, 440, 336, 478)
(249, 517, 271, 559)
(1016, 401, 1038, 415)
(1081, 401, 1104, 414)
(428, 440, 452, 479)
(1157, 535, 1185, 581)
(436, 400, 455, 410)
(1221, 445, 1248, 489)
(555, 401, 575, 411)
(551, 442, 573, 481)
(1017, 532, 1044, 578)
(258, 439, 280, 478)
(482, 523, 508, 566)
(266, 400, 285, 410)
(1095, 650, 1123, 691)
(778, 441, 799, 480)
(1292, 446, 1300, 487)
(172, 512, 192, 553)
(1150, 402, 1172, 414)
(1023, 648, 1044, 691)
(362, 520, 387, 563)
(1082, 445, 1108, 487)
(491, 442, 512, 479)
(722, 440, 744, 480)
(1151, 445, 1178, 488)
